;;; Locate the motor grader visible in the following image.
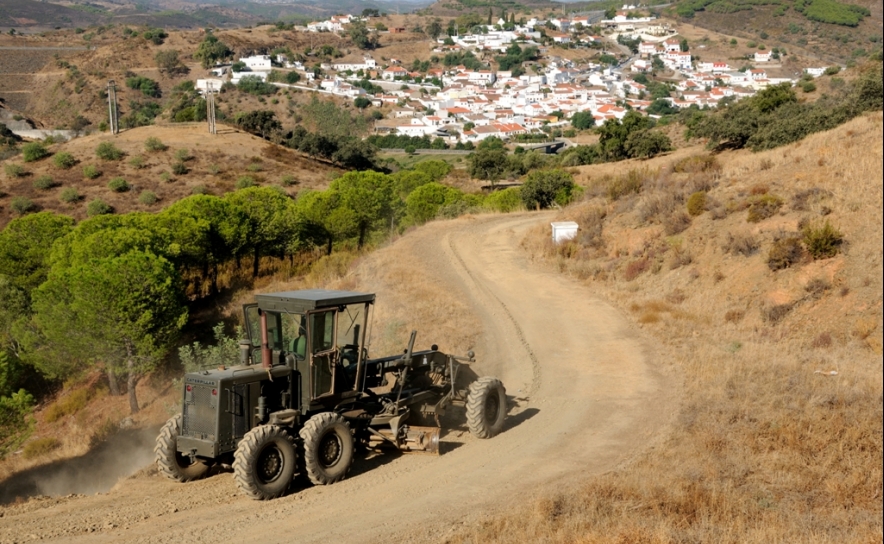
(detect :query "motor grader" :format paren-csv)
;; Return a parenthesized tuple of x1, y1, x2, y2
(155, 289, 507, 500)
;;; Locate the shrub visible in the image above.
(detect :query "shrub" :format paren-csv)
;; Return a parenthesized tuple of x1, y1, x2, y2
(280, 174, 297, 186)
(246, 162, 263, 172)
(174, 148, 193, 162)
(762, 302, 794, 323)
(484, 187, 523, 213)
(59, 187, 81, 203)
(746, 194, 783, 222)
(83, 164, 101, 179)
(673, 154, 720, 173)
(95, 141, 124, 161)
(53, 151, 77, 169)
(172, 162, 188, 175)
(191, 184, 209, 195)
(623, 258, 650, 281)
(686, 191, 707, 216)
(520, 169, 575, 209)
(159, 171, 172, 183)
(128, 155, 146, 169)
(575, 207, 607, 249)
(4, 163, 26, 178)
(138, 190, 158, 205)
(236, 176, 256, 189)
(144, 137, 167, 152)
(44, 389, 91, 423)
(802, 220, 843, 259)
(663, 212, 692, 235)
(791, 187, 831, 210)
(108, 177, 130, 192)
(10, 196, 36, 215)
(606, 169, 645, 201)
(33, 175, 57, 190)
(723, 232, 759, 256)
(21, 142, 49, 162)
(86, 198, 113, 216)
(767, 235, 803, 270)
(801, 81, 817, 93)
(22, 437, 60, 459)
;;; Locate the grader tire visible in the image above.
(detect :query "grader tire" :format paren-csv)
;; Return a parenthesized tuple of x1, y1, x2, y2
(155, 414, 210, 482)
(299, 412, 354, 486)
(466, 377, 507, 439)
(233, 425, 298, 500)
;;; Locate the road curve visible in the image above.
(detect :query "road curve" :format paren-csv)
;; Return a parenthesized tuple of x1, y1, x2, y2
(0, 213, 676, 544)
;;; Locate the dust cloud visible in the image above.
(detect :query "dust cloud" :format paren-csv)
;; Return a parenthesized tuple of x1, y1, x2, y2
(0, 427, 158, 505)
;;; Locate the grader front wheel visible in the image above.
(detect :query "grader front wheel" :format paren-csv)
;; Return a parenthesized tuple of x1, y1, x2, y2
(466, 377, 507, 439)
(155, 414, 210, 482)
(233, 425, 298, 500)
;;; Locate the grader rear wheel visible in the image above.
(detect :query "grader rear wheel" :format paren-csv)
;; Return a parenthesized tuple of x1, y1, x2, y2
(155, 414, 210, 482)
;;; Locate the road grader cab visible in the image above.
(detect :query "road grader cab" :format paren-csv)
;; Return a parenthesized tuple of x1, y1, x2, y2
(156, 289, 507, 500)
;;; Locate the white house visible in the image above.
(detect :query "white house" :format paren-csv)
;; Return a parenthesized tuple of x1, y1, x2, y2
(754, 51, 772, 63)
(631, 59, 650, 72)
(383, 66, 409, 80)
(195, 78, 224, 94)
(664, 51, 691, 70)
(804, 67, 827, 77)
(748, 68, 767, 80)
(639, 42, 658, 57)
(240, 55, 272, 71)
(663, 39, 681, 52)
(468, 70, 497, 84)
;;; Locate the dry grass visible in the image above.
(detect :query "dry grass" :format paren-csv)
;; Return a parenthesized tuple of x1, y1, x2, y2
(451, 112, 884, 543)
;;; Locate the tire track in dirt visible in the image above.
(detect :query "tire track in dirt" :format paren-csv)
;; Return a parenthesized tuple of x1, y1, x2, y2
(0, 213, 677, 544)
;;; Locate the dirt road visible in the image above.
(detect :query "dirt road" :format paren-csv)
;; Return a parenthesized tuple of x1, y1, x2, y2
(0, 213, 677, 543)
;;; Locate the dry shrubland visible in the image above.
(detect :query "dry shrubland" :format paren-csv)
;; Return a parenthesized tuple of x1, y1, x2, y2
(453, 112, 883, 542)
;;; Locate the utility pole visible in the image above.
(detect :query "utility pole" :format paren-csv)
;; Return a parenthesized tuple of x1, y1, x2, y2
(106, 80, 118, 134)
(206, 81, 217, 134)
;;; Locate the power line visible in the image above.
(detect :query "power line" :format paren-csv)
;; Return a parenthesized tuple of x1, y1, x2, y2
(206, 81, 217, 134)
(106, 80, 118, 134)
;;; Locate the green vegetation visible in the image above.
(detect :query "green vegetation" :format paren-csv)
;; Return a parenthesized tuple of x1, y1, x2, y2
(10, 197, 36, 215)
(96, 142, 124, 161)
(125, 76, 160, 98)
(802, 220, 843, 258)
(688, 65, 882, 151)
(59, 187, 81, 203)
(22, 142, 49, 163)
(571, 111, 595, 130)
(145, 137, 167, 152)
(138, 190, 158, 205)
(33, 175, 57, 191)
(193, 32, 232, 69)
(22, 436, 60, 459)
(520, 169, 576, 209)
(686, 191, 707, 216)
(86, 199, 113, 216)
(237, 76, 277, 96)
(108, 178, 130, 192)
(676, 0, 868, 26)
(83, 164, 101, 179)
(53, 152, 77, 170)
(4, 164, 26, 178)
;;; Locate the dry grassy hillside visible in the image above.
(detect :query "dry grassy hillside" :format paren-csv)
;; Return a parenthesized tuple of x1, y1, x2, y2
(0, 124, 339, 227)
(451, 112, 883, 542)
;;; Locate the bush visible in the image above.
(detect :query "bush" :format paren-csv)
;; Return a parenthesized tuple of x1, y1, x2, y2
(686, 191, 707, 216)
(191, 184, 209, 195)
(144, 137, 167, 152)
(10, 196, 36, 215)
(801, 81, 817, 93)
(768, 236, 803, 270)
(59, 187, 81, 203)
(746, 194, 783, 222)
(21, 142, 49, 162)
(108, 177, 130, 192)
(33, 175, 57, 190)
(674, 154, 720, 173)
(44, 389, 91, 423)
(484, 187, 523, 212)
(95, 142, 124, 161)
(172, 162, 188, 175)
(236, 176, 256, 189)
(802, 220, 843, 259)
(86, 198, 113, 216)
(138, 190, 158, 205)
(606, 169, 645, 201)
(723, 232, 759, 256)
(53, 151, 77, 169)
(22, 436, 60, 459)
(128, 155, 146, 169)
(4, 164, 26, 178)
(82, 164, 101, 179)
(280, 174, 297, 186)
(0, 389, 35, 456)
(159, 171, 172, 183)
(174, 148, 192, 162)
(663, 212, 692, 235)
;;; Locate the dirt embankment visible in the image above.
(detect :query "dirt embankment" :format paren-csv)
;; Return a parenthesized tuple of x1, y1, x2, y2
(0, 211, 676, 543)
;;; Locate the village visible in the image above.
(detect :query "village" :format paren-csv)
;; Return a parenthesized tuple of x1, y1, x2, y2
(196, 10, 827, 144)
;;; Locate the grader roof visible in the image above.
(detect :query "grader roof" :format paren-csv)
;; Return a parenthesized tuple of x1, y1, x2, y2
(255, 289, 376, 313)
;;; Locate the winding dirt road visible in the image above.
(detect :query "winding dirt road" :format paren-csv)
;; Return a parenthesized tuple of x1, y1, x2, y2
(0, 213, 676, 543)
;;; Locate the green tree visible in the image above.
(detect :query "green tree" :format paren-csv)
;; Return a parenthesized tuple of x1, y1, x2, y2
(571, 111, 595, 130)
(224, 187, 295, 277)
(155, 50, 188, 76)
(520, 169, 575, 209)
(348, 21, 378, 50)
(427, 18, 443, 40)
(0, 212, 75, 293)
(405, 182, 464, 224)
(413, 159, 451, 182)
(21, 142, 49, 163)
(353, 96, 371, 109)
(193, 32, 232, 69)
(233, 110, 281, 139)
(468, 146, 508, 185)
(328, 171, 395, 248)
(32, 250, 187, 413)
(625, 129, 672, 159)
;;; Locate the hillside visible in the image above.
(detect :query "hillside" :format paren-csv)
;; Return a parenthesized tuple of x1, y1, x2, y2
(451, 111, 884, 541)
(0, 124, 339, 227)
